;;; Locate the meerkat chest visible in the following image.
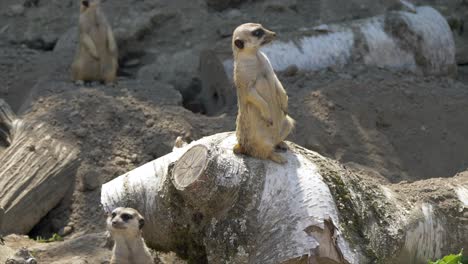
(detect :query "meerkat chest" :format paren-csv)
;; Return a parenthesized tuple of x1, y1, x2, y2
(80, 11, 105, 33)
(234, 56, 268, 88)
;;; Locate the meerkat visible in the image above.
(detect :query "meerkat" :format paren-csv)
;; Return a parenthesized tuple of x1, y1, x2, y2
(173, 136, 188, 150)
(232, 23, 295, 164)
(71, 0, 118, 85)
(107, 207, 154, 264)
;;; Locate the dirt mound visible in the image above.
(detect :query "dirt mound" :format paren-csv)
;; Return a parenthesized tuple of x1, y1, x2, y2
(283, 66, 468, 182)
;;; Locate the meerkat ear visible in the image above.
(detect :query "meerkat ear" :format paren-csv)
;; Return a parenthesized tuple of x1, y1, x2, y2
(235, 39, 245, 49)
(138, 218, 145, 229)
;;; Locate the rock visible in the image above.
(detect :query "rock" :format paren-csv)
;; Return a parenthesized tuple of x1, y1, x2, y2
(68, 258, 88, 264)
(145, 119, 155, 128)
(73, 128, 88, 138)
(130, 154, 139, 164)
(5, 248, 37, 264)
(225, 9, 242, 19)
(22, 33, 58, 51)
(283, 64, 299, 77)
(138, 50, 199, 94)
(205, 0, 248, 11)
(30, 233, 111, 264)
(313, 24, 333, 33)
(78, 168, 101, 192)
(82, 172, 101, 191)
(113, 157, 127, 166)
(0, 244, 15, 264)
(198, 50, 235, 116)
(8, 5, 25, 16)
(448, 16, 468, 64)
(23, 0, 39, 8)
(264, 0, 297, 12)
(58, 225, 73, 237)
(123, 58, 141, 68)
(53, 27, 78, 60)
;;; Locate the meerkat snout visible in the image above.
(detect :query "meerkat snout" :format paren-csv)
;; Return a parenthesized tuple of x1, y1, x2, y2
(108, 207, 145, 232)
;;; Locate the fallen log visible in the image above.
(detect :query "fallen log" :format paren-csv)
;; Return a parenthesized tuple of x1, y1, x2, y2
(101, 132, 467, 263)
(222, 6, 456, 77)
(0, 99, 79, 235)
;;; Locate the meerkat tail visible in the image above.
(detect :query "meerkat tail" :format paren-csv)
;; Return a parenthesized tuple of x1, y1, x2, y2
(279, 115, 295, 141)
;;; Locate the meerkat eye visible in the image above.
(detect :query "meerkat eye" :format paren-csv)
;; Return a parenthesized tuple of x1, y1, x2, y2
(111, 212, 116, 218)
(121, 213, 133, 221)
(252, 29, 265, 38)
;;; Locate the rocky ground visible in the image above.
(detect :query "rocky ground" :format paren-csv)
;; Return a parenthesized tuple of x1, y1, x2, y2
(0, 0, 467, 263)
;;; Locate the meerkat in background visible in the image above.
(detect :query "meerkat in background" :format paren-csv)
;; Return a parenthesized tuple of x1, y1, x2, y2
(107, 207, 154, 264)
(232, 23, 295, 164)
(72, 0, 118, 85)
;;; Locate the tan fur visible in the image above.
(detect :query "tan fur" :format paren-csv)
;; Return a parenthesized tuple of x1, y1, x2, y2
(107, 207, 153, 264)
(232, 23, 295, 164)
(72, 0, 118, 84)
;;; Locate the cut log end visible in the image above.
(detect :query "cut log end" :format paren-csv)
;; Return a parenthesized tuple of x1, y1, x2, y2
(172, 145, 209, 190)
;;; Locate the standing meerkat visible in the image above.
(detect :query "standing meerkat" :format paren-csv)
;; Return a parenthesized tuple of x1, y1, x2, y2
(71, 0, 118, 85)
(232, 23, 295, 164)
(107, 207, 154, 264)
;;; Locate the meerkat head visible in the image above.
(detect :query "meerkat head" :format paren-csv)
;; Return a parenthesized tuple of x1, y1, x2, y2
(80, 0, 100, 12)
(107, 207, 145, 237)
(232, 23, 276, 53)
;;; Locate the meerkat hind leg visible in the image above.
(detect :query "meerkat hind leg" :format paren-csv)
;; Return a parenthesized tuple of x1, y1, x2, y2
(269, 151, 287, 164)
(276, 141, 289, 152)
(233, 143, 244, 154)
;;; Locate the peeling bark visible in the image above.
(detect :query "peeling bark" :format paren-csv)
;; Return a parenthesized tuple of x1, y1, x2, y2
(0, 100, 80, 235)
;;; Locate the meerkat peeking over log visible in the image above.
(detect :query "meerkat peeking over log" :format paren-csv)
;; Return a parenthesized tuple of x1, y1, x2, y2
(71, 0, 118, 85)
(107, 207, 154, 264)
(232, 23, 295, 164)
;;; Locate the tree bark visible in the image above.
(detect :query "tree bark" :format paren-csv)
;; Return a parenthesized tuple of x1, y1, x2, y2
(0, 99, 79, 235)
(101, 132, 467, 263)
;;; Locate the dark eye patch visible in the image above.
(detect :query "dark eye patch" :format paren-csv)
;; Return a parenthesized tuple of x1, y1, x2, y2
(252, 29, 265, 38)
(121, 213, 133, 221)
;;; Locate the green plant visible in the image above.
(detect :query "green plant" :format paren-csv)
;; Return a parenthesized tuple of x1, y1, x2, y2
(429, 251, 467, 264)
(35, 233, 63, 243)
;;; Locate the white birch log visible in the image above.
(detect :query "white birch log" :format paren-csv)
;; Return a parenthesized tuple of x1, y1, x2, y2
(222, 6, 456, 78)
(0, 99, 80, 235)
(101, 132, 468, 263)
